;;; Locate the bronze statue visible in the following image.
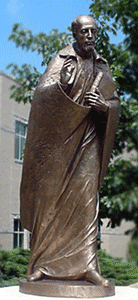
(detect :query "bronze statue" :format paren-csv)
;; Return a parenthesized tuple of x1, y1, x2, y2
(20, 15, 120, 288)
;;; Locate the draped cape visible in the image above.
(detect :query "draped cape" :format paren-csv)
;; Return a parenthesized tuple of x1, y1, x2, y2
(20, 44, 120, 277)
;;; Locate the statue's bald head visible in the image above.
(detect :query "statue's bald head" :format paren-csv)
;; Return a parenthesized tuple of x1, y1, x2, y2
(71, 15, 97, 55)
(71, 15, 97, 38)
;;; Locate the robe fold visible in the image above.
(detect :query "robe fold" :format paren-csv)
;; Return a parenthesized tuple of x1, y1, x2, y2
(20, 44, 120, 278)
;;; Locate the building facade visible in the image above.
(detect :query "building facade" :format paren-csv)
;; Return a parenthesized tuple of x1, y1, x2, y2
(0, 72, 31, 250)
(101, 219, 134, 260)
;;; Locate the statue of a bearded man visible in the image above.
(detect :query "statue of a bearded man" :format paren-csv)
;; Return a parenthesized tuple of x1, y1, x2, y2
(20, 15, 120, 287)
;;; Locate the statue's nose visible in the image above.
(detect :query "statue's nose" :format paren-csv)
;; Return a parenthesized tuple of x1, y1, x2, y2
(88, 29, 92, 38)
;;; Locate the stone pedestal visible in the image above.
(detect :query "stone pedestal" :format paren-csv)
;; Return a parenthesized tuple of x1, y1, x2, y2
(19, 279, 115, 298)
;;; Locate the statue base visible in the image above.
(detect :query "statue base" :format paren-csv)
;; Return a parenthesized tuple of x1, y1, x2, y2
(19, 279, 115, 298)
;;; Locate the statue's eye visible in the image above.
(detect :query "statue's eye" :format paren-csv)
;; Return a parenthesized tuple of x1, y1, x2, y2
(93, 30, 97, 35)
(81, 29, 88, 34)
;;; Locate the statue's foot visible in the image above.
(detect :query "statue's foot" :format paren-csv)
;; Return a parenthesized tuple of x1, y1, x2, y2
(27, 269, 45, 282)
(85, 270, 109, 287)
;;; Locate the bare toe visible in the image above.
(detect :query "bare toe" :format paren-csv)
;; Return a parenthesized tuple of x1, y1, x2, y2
(101, 278, 110, 287)
(85, 269, 109, 286)
(27, 269, 44, 282)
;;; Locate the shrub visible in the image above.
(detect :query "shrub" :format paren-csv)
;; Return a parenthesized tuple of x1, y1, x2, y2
(98, 250, 138, 286)
(0, 248, 29, 287)
(0, 248, 138, 287)
(127, 238, 138, 266)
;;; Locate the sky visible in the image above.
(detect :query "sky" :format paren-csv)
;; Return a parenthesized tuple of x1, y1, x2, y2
(1, 0, 124, 75)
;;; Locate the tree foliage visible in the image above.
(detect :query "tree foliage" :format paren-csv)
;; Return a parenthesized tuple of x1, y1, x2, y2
(90, 0, 138, 99)
(89, 0, 138, 236)
(7, 24, 72, 103)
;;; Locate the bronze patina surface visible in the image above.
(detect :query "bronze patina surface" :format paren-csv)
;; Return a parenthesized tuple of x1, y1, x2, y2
(19, 279, 115, 298)
(20, 15, 120, 295)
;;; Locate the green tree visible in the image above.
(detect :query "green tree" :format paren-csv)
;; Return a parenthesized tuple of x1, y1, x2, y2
(7, 24, 72, 103)
(90, 0, 138, 98)
(90, 0, 138, 236)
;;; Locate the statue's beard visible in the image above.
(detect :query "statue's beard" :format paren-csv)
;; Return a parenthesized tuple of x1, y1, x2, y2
(75, 42, 94, 58)
(82, 42, 94, 53)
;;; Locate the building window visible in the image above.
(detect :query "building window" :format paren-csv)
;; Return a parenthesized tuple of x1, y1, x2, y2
(14, 120, 27, 162)
(13, 219, 24, 248)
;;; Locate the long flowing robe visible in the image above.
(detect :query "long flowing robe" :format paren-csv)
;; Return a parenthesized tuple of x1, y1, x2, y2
(20, 44, 120, 279)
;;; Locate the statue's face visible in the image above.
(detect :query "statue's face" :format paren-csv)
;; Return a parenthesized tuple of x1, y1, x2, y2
(75, 17, 97, 53)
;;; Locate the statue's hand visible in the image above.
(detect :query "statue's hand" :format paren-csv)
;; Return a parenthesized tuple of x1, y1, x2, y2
(85, 88, 109, 112)
(60, 57, 75, 85)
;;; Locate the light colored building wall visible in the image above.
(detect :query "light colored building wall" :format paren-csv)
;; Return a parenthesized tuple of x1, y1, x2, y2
(0, 72, 31, 250)
(101, 219, 134, 260)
